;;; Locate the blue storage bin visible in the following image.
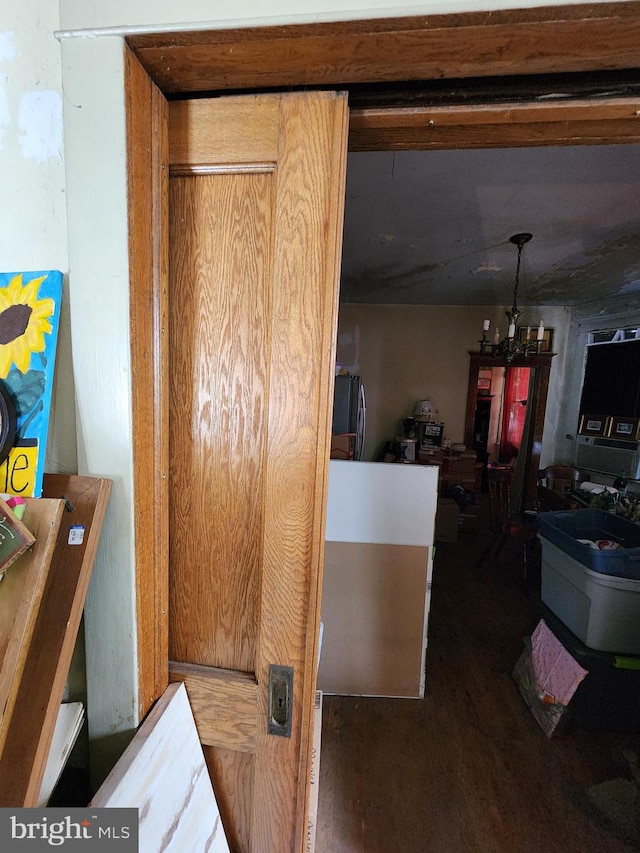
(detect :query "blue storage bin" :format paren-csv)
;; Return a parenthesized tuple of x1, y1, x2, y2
(536, 509, 640, 580)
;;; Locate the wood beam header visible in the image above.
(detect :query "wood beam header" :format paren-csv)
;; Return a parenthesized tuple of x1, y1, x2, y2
(349, 97, 640, 150)
(127, 3, 640, 95)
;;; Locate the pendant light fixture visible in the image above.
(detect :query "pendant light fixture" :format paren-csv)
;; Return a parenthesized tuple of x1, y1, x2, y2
(478, 233, 545, 363)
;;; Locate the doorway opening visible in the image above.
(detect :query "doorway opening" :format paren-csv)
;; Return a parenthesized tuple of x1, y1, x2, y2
(500, 365, 531, 463)
(325, 120, 640, 853)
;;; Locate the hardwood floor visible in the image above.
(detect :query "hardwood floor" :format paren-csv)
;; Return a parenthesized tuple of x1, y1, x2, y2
(315, 501, 640, 852)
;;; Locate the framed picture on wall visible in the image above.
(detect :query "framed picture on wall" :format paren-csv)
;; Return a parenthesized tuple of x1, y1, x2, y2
(517, 326, 554, 352)
(610, 416, 640, 440)
(578, 414, 610, 437)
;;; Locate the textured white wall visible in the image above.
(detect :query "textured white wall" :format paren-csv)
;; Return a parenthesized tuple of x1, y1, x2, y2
(61, 34, 138, 786)
(0, 2, 76, 475)
(58, 0, 619, 32)
(0, 7, 65, 269)
(336, 303, 570, 464)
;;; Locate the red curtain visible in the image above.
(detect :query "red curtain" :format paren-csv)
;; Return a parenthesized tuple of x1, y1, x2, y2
(499, 367, 531, 462)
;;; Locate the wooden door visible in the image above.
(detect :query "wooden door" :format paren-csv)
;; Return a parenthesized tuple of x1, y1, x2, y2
(167, 92, 348, 852)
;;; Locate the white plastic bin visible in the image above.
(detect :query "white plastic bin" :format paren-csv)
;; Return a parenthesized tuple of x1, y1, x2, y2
(540, 537, 640, 654)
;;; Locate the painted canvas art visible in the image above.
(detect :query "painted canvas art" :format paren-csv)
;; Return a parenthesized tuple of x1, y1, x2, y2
(0, 270, 63, 497)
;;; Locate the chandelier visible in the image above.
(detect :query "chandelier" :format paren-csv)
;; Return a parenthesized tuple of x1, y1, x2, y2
(478, 233, 545, 363)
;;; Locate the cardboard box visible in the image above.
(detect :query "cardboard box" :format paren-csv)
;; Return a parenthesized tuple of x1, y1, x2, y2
(435, 498, 459, 543)
(440, 473, 476, 495)
(444, 454, 477, 475)
(330, 434, 355, 460)
(418, 449, 444, 465)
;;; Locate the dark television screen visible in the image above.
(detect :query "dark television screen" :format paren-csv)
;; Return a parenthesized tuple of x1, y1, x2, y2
(579, 340, 640, 418)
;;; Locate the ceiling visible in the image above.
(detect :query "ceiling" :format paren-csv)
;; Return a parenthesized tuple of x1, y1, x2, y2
(339, 144, 640, 307)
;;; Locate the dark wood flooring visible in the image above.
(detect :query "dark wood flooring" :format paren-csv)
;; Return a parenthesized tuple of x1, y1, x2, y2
(315, 501, 640, 852)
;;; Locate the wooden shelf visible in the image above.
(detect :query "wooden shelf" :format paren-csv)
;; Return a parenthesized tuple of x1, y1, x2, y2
(0, 498, 65, 758)
(0, 475, 111, 806)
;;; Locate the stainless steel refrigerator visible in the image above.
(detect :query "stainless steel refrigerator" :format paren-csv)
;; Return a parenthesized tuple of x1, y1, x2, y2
(332, 374, 366, 460)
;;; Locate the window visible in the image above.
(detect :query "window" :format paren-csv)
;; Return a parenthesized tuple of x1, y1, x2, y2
(589, 326, 640, 345)
(579, 338, 640, 419)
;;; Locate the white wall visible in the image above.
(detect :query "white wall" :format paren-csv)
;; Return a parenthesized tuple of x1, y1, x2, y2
(1, 6, 65, 270)
(58, 0, 616, 32)
(337, 304, 501, 457)
(61, 35, 138, 784)
(2, 1, 133, 786)
(336, 303, 571, 463)
(1, 2, 76, 474)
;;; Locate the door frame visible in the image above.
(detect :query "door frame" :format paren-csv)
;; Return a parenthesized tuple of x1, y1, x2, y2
(127, 3, 640, 96)
(125, 2, 640, 844)
(464, 352, 555, 511)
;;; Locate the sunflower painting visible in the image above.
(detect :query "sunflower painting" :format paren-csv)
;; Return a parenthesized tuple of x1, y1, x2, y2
(0, 270, 63, 498)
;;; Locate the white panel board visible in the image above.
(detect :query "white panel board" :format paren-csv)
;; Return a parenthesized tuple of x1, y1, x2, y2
(318, 541, 429, 697)
(325, 460, 437, 546)
(420, 548, 435, 696)
(306, 690, 322, 852)
(38, 702, 85, 807)
(91, 683, 229, 852)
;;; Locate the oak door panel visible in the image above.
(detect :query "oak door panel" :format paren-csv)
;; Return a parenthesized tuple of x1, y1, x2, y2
(168, 92, 348, 852)
(169, 171, 269, 673)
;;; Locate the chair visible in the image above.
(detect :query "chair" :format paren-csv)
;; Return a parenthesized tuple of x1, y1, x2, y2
(476, 465, 538, 577)
(537, 465, 590, 512)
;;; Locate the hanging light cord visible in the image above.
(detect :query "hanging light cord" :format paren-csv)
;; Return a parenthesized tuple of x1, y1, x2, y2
(512, 243, 523, 313)
(509, 232, 532, 315)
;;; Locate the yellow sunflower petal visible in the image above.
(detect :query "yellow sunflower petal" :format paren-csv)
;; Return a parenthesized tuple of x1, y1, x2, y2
(0, 272, 56, 375)
(0, 275, 21, 312)
(7, 274, 27, 302)
(31, 297, 55, 322)
(20, 275, 47, 306)
(12, 338, 33, 374)
(0, 345, 14, 379)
